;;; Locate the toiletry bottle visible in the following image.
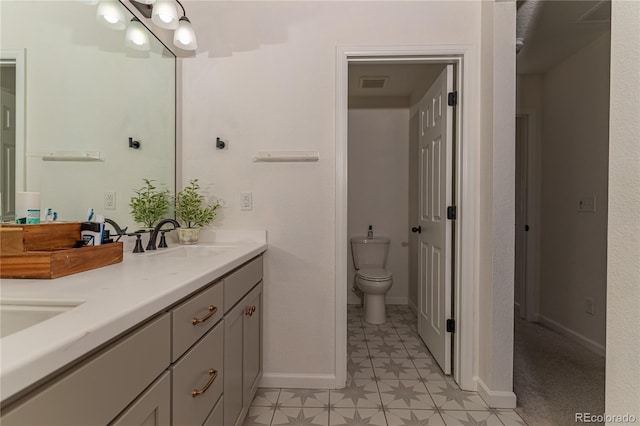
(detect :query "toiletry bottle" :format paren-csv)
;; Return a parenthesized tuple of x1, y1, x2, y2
(367, 225, 374, 238)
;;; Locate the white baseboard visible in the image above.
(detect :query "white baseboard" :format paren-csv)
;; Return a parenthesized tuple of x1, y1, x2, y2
(408, 299, 418, 314)
(260, 373, 339, 389)
(538, 315, 606, 357)
(386, 296, 408, 305)
(348, 297, 409, 306)
(476, 377, 517, 408)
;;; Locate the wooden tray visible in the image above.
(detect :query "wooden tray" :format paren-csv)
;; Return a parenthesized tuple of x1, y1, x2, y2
(0, 243, 124, 279)
(0, 223, 123, 279)
(1, 222, 82, 252)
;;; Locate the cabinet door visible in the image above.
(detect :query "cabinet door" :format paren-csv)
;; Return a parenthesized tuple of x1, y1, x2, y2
(110, 372, 171, 426)
(224, 302, 244, 426)
(243, 282, 263, 407)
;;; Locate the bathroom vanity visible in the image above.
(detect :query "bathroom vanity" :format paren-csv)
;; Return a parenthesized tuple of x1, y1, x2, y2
(0, 233, 266, 426)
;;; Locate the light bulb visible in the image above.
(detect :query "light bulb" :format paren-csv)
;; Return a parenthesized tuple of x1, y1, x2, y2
(151, 0, 179, 30)
(96, 1, 126, 30)
(173, 16, 197, 50)
(125, 17, 150, 51)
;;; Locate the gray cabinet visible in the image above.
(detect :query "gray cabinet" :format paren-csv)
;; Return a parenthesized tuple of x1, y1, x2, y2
(1, 314, 171, 426)
(110, 372, 171, 426)
(224, 281, 263, 426)
(243, 283, 263, 408)
(223, 300, 244, 426)
(0, 254, 264, 426)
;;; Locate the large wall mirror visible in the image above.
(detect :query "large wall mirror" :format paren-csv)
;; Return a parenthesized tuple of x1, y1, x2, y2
(0, 1, 175, 231)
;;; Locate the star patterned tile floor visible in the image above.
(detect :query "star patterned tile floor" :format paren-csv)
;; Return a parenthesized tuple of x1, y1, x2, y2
(244, 305, 527, 426)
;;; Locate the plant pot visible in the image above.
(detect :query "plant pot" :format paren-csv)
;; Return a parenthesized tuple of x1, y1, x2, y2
(177, 228, 200, 245)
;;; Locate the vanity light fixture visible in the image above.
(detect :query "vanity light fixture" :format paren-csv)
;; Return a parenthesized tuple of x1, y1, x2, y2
(151, 0, 179, 29)
(173, 6, 197, 51)
(125, 17, 150, 51)
(96, 1, 126, 30)
(131, 0, 198, 51)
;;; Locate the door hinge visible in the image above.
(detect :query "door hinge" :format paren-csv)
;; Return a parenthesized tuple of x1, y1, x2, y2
(448, 91, 458, 106)
(447, 206, 457, 220)
(446, 319, 455, 333)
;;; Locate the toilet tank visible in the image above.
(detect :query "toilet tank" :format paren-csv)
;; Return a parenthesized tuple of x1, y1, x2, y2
(350, 237, 390, 269)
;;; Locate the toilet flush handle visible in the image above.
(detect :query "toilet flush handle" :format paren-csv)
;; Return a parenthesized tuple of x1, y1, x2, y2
(411, 226, 422, 234)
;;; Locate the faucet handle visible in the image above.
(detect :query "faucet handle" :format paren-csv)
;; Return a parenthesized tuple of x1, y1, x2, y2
(133, 234, 145, 253)
(159, 231, 168, 248)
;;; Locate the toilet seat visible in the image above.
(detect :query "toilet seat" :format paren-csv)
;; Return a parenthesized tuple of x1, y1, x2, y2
(357, 268, 392, 282)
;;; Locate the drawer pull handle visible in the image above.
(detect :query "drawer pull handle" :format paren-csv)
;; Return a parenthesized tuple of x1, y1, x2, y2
(192, 305, 217, 325)
(192, 368, 218, 397)
(245, 305, 256, 316)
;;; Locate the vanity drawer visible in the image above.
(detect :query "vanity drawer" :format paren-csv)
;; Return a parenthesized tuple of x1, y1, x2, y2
(203, 396, 223, 426)
(224, 256, 263, 312)
(171, 321, 224, 426)
(1, 314, 171, 426)
(172, 280, 223, 361)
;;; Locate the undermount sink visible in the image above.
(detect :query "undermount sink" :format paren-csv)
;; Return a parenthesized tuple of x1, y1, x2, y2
(0, 301, 83, 339)
(145, 245, 236, 258)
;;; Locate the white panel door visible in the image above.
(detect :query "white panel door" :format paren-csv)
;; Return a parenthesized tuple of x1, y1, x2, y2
(1, 89, 16, 220)
(417, 65, 453, 375)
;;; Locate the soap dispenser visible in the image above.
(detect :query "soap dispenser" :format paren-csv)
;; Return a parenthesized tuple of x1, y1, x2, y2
(367, 225, 374, 239)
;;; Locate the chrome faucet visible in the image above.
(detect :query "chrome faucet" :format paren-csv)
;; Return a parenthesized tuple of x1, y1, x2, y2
(146, 219, 181, 251)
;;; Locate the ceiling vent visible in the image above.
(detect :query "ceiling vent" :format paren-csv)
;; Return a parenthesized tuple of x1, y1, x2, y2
(359, 76, 388, 89)
(577, 1, 611, 24)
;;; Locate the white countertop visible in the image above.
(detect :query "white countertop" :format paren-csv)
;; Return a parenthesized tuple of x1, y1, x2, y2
(0, 230, 267, 403)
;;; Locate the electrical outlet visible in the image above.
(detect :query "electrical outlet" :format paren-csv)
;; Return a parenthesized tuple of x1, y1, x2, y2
(104, 191, 116, 210)
(240, 192, 253, 211)
(578, 195, 596, 213)
(584, 297, 595, 315)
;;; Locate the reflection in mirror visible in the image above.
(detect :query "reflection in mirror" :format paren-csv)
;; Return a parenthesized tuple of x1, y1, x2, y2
(0, 1, 175, 231)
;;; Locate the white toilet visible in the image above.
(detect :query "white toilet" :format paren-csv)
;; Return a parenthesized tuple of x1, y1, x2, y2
(351, 237, 393, 324)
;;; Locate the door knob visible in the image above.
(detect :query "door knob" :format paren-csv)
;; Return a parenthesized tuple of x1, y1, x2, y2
(411, 226, 422, 234)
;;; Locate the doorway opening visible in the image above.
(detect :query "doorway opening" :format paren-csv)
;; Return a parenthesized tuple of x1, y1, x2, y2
(0, 49, 25, 222)
(513, 0, 610, 422)
(336, 46, 479, 393)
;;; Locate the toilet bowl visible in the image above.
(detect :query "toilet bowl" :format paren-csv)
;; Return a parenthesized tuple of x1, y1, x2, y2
(350, 237, 393, 324)
(356, 268, 393, 324)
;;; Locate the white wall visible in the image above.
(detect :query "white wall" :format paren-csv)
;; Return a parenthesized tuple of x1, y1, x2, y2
(182, 0, 484, 388)
(537, 34, 610, 353)
(606, 0, 640, 421)
(347, 104, 410, 305)
(0, 1, 174, 228)
(477, 0, 517, 407)
(180, 0, 515, 398)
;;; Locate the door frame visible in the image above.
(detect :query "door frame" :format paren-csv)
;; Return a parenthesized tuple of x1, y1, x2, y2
(0, 49, 26, 194)
(336, 44, 479, 391)
(515, 108, 540, 322)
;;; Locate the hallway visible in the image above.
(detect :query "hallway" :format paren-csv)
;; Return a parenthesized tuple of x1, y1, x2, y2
(514, 317, 606, 425)
(244, 305, 527, 425)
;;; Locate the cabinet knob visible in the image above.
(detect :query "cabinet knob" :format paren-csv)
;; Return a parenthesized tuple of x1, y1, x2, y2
(192, 368, 218, 397)
(245, 305, 256, 316)
(192, 305, 218, 325)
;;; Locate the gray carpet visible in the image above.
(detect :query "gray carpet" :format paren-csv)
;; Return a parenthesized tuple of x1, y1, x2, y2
(513, 317, 605, 425)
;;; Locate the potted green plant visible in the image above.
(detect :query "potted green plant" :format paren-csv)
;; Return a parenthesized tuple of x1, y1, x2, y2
(175, 179, 221, 244)
(129, 179, 171, 229)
